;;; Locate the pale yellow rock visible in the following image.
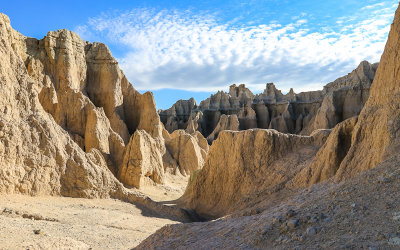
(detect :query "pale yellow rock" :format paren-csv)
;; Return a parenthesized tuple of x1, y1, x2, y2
(0, 13, 201, 222)
(165, 130, 209, 176)
(207, 114, 239, 142)
(182, 129, 325, 218)
(291, 117, 357, 187)
(118, 130, 164, 188)
(296, 5, 400, 183)
(84, 107, 111, 154)
(185, 111, 203, 134)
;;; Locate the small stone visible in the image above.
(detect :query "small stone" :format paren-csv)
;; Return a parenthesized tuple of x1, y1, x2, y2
(379, 177, 390, 183)
(33, 229, 43, 235)
(273, 215, 283, 224)
(309, 216, 318, 223)
(263, 225, 272, 235)
(2, 208, 12, 214)
(280, 225, 289, 233)
(285, 209, 296, 218)
(377, 233, 386, 240)
(276, 235, 288, 244)
(287, 219, 300, 229)
(325, 217, 332, 222)
(306, 226, 318, 235)
(389, 237, 400, 246)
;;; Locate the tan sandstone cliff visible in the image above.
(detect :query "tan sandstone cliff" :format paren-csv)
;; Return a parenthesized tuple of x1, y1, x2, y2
(206, 114, 239, 142)
(293, 5, 400, 185)
(0, 13, 208, 221)
(181, 129, 330, 218)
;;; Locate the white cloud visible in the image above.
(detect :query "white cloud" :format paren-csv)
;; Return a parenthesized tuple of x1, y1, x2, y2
(75, 3, 397, 93)
(362, 2, 386, 10)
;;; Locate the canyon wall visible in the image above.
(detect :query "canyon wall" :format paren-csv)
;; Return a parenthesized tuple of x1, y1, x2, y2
(0, 13, 206, 221)
(139, 6, 400, 247)
(294, 5, 400, 185)
(181, 129, 330, 218)
(174, 4, 400, 219)
(160, 61, 378, 140)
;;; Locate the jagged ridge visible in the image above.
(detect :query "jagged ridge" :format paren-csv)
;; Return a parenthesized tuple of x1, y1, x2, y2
(160, 61, 378, 140)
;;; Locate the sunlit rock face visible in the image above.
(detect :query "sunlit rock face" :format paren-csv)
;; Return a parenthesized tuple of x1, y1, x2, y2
(0, 13, 208, 201)
(160, 61, 378, 140)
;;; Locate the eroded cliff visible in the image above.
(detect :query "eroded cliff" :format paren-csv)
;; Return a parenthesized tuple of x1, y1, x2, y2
(138, 4, 400, 248)
(160, 62, 378, 140)
(0, 13, 208, 221)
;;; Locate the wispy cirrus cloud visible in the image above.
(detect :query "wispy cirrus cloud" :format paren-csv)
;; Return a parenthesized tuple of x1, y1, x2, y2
(75, 2, 397, 93)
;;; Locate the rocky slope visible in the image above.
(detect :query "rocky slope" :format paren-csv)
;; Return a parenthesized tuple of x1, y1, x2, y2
(0, 13, 208, 222)
(138, 154, 400, 249)
(139, 3, 400, 248)
(160, 61, 378, 139)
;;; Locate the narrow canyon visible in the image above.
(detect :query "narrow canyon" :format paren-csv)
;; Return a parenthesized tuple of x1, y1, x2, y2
(1, 4, 400, 249)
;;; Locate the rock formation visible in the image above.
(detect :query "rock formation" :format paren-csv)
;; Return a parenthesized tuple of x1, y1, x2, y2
(160, 62, 378, 140)
(1, 2, 400, 248)
(181, 129, 330, 218)
(291, 117, 358, 187)
(138, 154, 400, 249)
(206, 114, 239, 142)
(295, 5, 400, 184)
(164, 130, 209, 176)
(178, 54, 382, 218)
(0, 13, 207, 221)
(138, 5, 400, 248)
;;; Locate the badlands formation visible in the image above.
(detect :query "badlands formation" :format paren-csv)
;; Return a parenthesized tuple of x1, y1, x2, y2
(1, 4, 400, 250)
(160, 60, 378, 141)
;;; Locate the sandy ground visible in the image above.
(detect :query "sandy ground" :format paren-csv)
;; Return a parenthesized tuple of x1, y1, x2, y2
(0, 172, 189, 249)
(0, 194, 182, 250)
(140, 175, 188, 202)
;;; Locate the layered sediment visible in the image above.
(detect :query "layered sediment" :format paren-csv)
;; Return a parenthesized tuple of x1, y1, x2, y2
(0, 13, 207, 221)
(160, 61, 378, 140)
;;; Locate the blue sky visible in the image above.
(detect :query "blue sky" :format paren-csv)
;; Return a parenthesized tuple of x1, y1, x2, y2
(1, 1, 398, 109)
